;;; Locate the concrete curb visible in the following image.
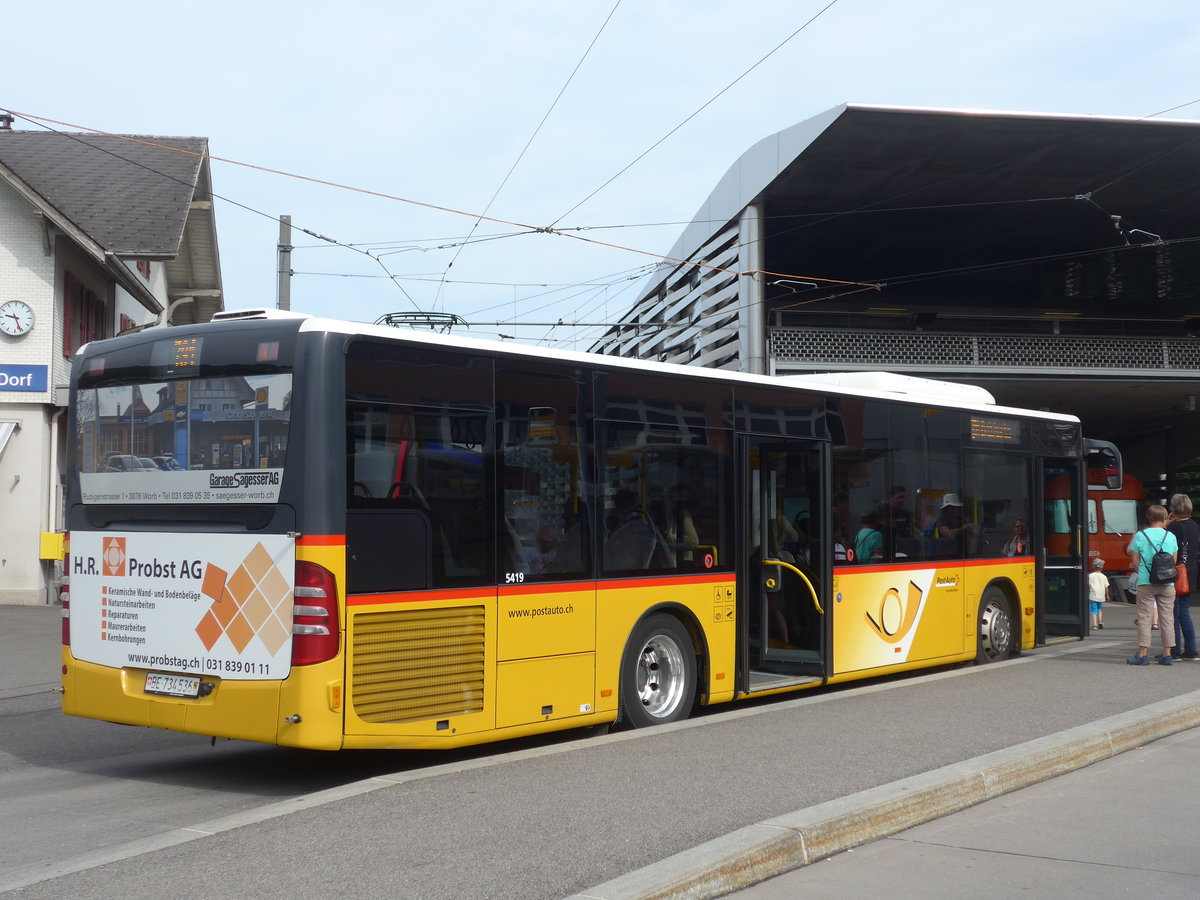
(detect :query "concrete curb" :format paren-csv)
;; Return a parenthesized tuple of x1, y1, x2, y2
(566, 691, 1200, 900)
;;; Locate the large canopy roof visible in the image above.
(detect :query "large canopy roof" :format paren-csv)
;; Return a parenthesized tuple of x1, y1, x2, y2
(644, 104, 1200, 472)
(664, 103, 1200, 319)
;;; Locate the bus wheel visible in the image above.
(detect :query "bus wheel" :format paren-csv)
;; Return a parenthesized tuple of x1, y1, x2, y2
(620, 614, 696, 728)
(976, 587, 1013, 664)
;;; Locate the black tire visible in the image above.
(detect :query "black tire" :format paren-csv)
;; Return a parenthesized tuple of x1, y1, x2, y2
(976, 586, 1014, 664)
(619, 614, 697, 728)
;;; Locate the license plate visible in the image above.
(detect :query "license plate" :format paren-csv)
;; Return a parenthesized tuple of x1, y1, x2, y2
(144, 672, 201, 698)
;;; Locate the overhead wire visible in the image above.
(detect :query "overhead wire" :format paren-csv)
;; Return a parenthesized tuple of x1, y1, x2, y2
(2, 106, 869, 310)
(867, 232, 1200, 291)
(433, 0, 624, 310)
(548, 0, 844, 228)
(10, 86, 1198, 337)
(0, 107, 425, 311)
(468, 265, 655, 315)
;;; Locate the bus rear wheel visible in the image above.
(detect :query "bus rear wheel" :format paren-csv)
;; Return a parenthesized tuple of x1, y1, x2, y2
(976, 587, 1014, 664)
(620, 614, 696, 728)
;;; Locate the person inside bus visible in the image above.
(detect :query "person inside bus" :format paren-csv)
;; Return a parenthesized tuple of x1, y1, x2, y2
(1003, 516, 1031, 557)
(649, 492, 699, 564)
(605, 489, 657, 570)
(926, 493, 975, 557)
(884, 485, 914, 554)
(832, 490, 851, 563)
(546, 503, 589, 576)
(854, 508, 884, 564)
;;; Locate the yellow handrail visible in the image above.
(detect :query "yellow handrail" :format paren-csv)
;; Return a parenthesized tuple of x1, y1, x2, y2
(762, 559, 825, 615)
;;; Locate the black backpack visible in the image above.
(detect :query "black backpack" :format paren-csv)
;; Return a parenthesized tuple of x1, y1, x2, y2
(1144, 530, 1177, 585)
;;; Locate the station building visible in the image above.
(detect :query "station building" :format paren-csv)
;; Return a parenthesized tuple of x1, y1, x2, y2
(592, 104, 1200, 494)
(0, 125, 222, 603)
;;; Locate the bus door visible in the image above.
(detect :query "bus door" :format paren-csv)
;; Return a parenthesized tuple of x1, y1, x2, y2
(740, 436, 827, 690)
(1038, 456, 1088, 641)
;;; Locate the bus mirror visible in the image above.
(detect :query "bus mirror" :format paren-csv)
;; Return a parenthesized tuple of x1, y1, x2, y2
(1085, 440, 1123, 491)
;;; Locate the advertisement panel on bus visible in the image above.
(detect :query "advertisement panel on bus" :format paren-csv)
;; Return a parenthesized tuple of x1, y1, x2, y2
(68, 531, 297, 685)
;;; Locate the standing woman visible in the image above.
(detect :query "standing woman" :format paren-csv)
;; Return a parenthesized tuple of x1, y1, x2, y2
(1168, 493, 1199, 660)
(1127, 504, 1178, 666)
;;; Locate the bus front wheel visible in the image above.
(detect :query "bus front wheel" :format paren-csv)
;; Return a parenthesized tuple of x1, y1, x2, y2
(976, 587, 1014, 664)
(619, 614, 696, 728)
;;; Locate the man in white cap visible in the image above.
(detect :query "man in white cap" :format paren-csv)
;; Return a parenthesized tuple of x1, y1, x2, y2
(927, 493, 974, 556)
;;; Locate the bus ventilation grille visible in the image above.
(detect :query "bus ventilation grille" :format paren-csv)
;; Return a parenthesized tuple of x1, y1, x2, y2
(350, 606, 486, 724)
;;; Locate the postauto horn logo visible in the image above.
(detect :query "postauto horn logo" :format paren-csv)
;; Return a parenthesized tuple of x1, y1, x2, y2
(102, 537, 127, 577)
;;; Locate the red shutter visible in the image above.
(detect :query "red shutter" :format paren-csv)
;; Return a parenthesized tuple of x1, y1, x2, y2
(81, 290, 94, 346)
(63, 272, 76, 357)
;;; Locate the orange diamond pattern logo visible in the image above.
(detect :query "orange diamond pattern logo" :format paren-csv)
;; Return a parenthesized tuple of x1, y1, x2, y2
(195, 542, 293, 655)
(102, 537, 126, 577)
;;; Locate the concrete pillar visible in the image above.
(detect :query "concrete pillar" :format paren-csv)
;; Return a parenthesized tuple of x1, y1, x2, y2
(737, 203, 767, 375)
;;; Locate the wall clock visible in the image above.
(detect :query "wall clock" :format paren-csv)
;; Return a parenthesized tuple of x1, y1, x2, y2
(0, 300, 34, 336)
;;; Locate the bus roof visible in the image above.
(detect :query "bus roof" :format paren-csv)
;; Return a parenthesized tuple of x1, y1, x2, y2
(216, 308, 1081, 425)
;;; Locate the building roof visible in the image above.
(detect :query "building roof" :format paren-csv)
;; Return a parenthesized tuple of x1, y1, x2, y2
(614, 104, 1200, 452)
(650, 103, 1200, 314)
(0, 130, 223, 323)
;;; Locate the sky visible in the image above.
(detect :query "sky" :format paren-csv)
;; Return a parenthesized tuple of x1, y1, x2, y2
(5, 0, 1200, 350)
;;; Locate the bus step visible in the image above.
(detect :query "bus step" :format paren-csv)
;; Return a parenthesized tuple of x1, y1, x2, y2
(746, 671, 823, 693)
(1042, 635, 1085, 646)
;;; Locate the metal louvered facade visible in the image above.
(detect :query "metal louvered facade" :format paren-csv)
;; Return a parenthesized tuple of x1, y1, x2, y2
(591, 223, 742, 370)
(769, 327, 1200, 376)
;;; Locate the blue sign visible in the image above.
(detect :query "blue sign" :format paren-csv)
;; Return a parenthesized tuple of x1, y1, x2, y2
(0, 364, 47, 392)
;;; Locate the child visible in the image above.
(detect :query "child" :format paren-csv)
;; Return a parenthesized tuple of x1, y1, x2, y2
(1088, 557, 1109, 629)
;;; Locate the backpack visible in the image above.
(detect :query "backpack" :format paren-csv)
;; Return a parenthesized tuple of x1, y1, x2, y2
(1144, 530, 1177, 585)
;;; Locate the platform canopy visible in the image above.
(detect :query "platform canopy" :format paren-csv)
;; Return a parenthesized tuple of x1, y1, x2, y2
(662, 103, 1200, 323)
(632, 105, 1200, 472)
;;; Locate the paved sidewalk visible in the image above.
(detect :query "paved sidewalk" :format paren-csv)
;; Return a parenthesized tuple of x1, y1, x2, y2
(569, 599, 1200, 900)
(726, 724, 1200, 898)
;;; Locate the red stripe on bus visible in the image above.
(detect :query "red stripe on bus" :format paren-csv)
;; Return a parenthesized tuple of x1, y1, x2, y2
(297, 535, 345, 547)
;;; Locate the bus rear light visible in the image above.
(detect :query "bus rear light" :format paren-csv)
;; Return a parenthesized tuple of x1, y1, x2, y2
(292, 562, 340, 666)
(61, 551, 71, 646)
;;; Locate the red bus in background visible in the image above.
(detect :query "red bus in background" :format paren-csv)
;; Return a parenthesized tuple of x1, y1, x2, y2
(1047, 441, 1145, 603)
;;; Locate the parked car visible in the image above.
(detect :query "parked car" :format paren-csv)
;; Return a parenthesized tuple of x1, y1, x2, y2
(103, 454, 141, 472)
(152, 455, 184, 471)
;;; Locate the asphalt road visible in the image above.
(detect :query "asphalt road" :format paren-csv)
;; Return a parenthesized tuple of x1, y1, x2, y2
(2, 601, 1197, 899)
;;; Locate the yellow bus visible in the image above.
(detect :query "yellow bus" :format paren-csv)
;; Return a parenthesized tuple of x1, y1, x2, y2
(61, 310, 1089, 750)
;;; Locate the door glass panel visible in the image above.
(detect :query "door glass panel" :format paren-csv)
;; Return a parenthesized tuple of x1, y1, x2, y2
(748, 440, 823, 670)
(1043, 459, 1087, 633)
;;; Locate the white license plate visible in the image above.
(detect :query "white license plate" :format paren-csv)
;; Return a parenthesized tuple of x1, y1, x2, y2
(144, 672, 201, 698)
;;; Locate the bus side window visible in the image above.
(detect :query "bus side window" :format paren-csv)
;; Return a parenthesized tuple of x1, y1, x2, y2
(346, 508, 432, 593)
(496, 361, 594, 582)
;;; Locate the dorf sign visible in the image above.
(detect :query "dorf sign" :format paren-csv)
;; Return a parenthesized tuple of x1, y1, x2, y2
(0, 365, 48, 392)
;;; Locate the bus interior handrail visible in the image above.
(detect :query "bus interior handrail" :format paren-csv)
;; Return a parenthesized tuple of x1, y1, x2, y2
(762, 558, 825, 615)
